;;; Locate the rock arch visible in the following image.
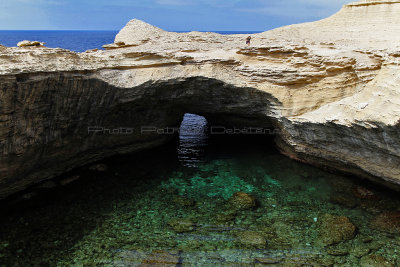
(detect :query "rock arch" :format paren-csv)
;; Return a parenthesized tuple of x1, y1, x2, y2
(0, 73, 281, 198)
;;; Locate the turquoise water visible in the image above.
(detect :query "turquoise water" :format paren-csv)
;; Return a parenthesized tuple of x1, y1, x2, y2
(0, 114, 399, 266)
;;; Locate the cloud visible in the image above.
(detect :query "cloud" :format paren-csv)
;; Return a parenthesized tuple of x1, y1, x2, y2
(12, 0, 64, 4)
(0, 9, 12, 21)
(0, 0, 58, 29)
(138, 0, 241, 8)
(238, 0, 349, 19)
(0, 0, 354, 30)
(0, 4, 52, 30)
(45, 0, 65, 5)
(298, 0, 349, 6)
(155, 0, 193, 5)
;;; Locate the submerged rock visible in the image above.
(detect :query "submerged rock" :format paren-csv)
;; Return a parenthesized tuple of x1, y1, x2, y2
(172, 195, 195, 207)
(215, 211, 236, 223)
(140, 250, 180, 266)
(167, 218, 196, 233)
(254, 257, 282, 265)
(351, 245, 371, 258)
(352, 186, 380, 200)
(236, 231, 267, 249)
(317, 214, 356, 246)
(326, 247, 349, 256)
(370, 211, 400, 234)
(360, 254, 393, 267)
(330, 194, 358, 208)
(228, 192, 256, 210)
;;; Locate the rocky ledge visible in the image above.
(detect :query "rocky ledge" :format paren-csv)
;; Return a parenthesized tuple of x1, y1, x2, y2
(1, 0, 400, 198)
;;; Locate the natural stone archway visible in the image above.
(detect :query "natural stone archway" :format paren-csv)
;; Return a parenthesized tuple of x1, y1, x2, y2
(2, 0, 400, 198)
(0, 73, 280, 199)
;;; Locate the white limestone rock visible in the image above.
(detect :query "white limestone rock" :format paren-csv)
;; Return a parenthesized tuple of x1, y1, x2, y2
(17, 40, 45, 47)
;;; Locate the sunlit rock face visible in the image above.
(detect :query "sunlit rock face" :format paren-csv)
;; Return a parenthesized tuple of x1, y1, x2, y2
(1, 0, 400, 198)
(262, 0, 400, 50)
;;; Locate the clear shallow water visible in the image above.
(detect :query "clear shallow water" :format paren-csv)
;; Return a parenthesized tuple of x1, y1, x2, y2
(0, 114, 399, 266)
(0, 31, 261, 52)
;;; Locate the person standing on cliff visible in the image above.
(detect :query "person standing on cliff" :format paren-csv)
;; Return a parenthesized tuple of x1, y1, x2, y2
(246, 36, 251, 46)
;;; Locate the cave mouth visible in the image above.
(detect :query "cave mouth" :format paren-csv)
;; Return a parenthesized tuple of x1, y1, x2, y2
(2, 119, 400, 265)
(176, 113, 279, 167)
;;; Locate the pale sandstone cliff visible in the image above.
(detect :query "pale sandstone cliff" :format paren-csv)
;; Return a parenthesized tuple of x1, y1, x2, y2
(0, 0, 400, 198)
(263, 0, 400, 49)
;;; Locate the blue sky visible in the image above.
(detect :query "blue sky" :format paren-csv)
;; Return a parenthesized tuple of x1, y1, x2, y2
(0, 0, 350, 31)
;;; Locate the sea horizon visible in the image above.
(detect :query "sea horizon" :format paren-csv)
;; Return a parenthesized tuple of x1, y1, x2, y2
(0, 30, 263, 52)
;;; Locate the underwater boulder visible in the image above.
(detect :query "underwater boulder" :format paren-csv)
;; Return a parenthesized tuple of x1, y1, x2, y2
(228, 192, 256, 211)
(352, 186, 380, 200)
(236, 231, 267, 249)
(172, 195, 195, 207)
(167, 218, 196, 233)
(317, 214, 356, 246)
(141, 250, 180, 266)
(360, 254, 393, 267)
(370, 211, 400, 234)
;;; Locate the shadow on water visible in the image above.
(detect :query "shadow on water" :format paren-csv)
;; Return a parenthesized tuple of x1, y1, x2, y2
(0, 143, 180, 265)
(0, 114, 399, 266)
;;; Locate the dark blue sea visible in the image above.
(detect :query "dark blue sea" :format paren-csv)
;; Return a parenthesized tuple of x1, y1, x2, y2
(0, 31, 118, 52)
(0, 31, 261, 52)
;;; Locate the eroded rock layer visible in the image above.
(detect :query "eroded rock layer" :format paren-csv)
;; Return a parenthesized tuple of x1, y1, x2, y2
(1, 0, 400, 198)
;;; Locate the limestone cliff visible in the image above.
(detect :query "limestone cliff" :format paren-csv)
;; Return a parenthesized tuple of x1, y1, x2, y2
(1, 0, 400, 198)
(263, 0, 400, 50)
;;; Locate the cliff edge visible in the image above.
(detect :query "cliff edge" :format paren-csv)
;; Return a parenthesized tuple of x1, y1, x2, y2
(262, 0, 400, 49)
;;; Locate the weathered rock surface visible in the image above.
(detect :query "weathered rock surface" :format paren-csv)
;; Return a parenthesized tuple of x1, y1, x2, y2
(370, 211, 400, 234)
(236, 231, 267, 249)
(167, 218, 196, 233)
(360, 254, 394, 267)
(228, 192, 256, 210)
(1, 0, 400, 198)
(140, 250, 180, 266)
(263, 0, 400, 50)
(17, 40, 45, 47)
(317, 214, 356, 246)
